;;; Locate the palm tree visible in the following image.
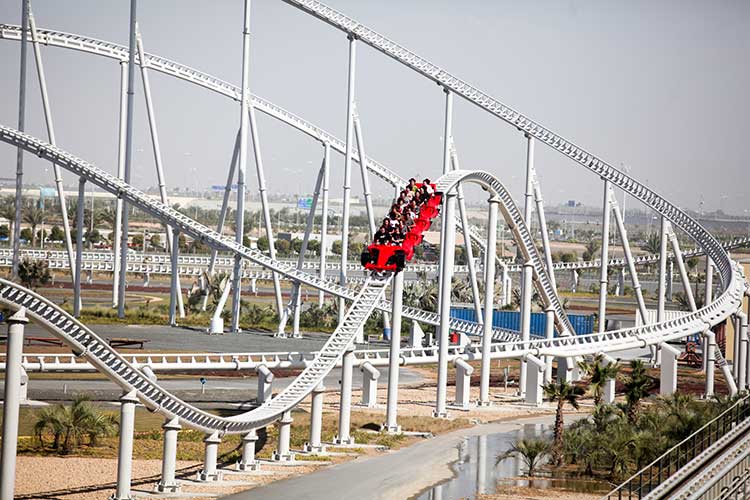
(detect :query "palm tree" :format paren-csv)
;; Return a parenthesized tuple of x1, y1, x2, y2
(32, 395, 118, 453)
(544, 380, 585, 464)
(641, 232, 661, 255)
(0, 196, 17, 241)
(622, 360, 652, 423)
(578, 354, 620, 406)
(22, 200, 44, 247)
(496, 438, 551, 477)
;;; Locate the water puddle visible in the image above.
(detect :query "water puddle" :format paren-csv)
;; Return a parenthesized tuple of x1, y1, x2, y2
(414, 423, 608, 499)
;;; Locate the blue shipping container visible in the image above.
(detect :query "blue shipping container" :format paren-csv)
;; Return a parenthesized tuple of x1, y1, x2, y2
(450, 308, 594, 336)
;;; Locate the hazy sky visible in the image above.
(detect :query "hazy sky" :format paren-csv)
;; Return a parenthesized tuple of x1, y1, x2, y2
(0, 0, 748, 214)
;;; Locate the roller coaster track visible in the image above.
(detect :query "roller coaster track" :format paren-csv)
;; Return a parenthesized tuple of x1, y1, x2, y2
(0, 1, 746, 439)
(0, 273, 390, 433)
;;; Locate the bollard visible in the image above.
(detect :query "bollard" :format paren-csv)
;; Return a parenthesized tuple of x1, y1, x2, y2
(0, 308, 28, 500)
(155, 417, 181, 493)
(236, 429, 260, 471)
(304, 383, 327, 453)
(360, 362, 380, 407)
(272, 411, 295, 461)
(453, 358, 474, 409)
(256, 364, 274, 403)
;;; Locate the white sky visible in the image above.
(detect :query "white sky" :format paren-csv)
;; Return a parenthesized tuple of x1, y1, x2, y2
(0, 0, 748, 214)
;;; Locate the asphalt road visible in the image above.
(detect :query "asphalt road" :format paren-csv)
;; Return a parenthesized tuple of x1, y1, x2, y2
(221, 414, 562, 500)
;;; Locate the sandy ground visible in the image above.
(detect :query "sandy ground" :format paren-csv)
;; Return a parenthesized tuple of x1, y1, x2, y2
(479, 486, 601, 500)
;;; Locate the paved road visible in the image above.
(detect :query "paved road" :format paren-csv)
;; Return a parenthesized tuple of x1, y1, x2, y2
(222, 414, 561, 500)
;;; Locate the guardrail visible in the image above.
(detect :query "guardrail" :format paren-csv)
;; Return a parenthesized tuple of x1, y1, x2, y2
(603, 395, 750, 500)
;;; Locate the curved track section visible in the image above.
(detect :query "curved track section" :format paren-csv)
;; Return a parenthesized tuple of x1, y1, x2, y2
(0, 274, 390, 433)
(0, 125, 535, 343)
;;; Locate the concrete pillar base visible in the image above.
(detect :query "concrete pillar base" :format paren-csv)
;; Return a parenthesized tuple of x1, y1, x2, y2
(380, 424, 402, 434)
(475, 400, 492, 407)
(196, 471, 223, 482)
(271, 451, 296, 462)
(431, 410, 449, 419)
(235, 460, 261, 472)
(302, 442, 327, 454)
(154, 482, 182, 494)
(453, 359, 474, 410)
(332, 435, 356, 445)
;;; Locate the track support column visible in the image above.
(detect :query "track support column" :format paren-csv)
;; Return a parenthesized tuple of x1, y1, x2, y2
(334, 347, 356, 444)
(738, 312, 748, 390)
(111, 390, 138, 500)
(0, 308, 28, 500)
(155, 417, 181, 493)
(304, 383, 327, 453)
(704, 330, 716, 398)
(74, 177, 86, 317)
(236, 429, 260, 471)
(168, 229, 180, 326)
(434, 189, 457, 418)
(384, 271, 404, 432)
(197, 431, 222, 482)
(478, 197, 499, 406)
(273, 411, 295, 462)
(318, 143, 331, 307)
(524, 354, 545, 406)
(597, 180, 611, 332)
(660, 343, 679, 395)
(518, 134, 535, 396)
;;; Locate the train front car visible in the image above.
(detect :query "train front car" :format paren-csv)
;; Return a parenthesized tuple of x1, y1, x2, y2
(361, 182, 442, 273)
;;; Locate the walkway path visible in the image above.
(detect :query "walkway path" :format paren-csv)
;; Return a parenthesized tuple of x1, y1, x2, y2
(222, 414, 560, 500)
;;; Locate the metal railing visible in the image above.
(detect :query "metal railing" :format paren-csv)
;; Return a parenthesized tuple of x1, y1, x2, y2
(604, 395, 750, 499)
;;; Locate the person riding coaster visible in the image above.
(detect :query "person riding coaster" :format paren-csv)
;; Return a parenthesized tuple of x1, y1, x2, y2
(361, 180, 441, 273)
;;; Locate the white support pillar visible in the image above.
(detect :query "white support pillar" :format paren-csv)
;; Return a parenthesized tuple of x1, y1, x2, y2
(272, 411, 295, 462)
(570, 269, 579, 293)
(19, 367, 28, 402)
(434, 190, 457, 419)
(155, 417, 181, 493)
(168, 229, 180, 327)
(136, 26, 184, 318)
(738, 312, 748, 391)
(231, 0, 252, 332)
(74, 178, 85, 318)
(360, 362, 380, 407)
(334, 347, 356, 444)
(610, 191, 648, 321)
(384, 271, 404, 432)
(501, 263, 510, 306)
(657, 216, 668, 322)
(338, 35, 357, 325)
(304, 383, 327, 453)
(524, 354, 545, 407)
(734, 315, 742, 380)
(209, 273, 232, 334)
(197, 432, 222, 482)
(248, 105, 284, 316)
(28, 12, 76, 297)
(478, 198, 499, 406)
(0, 309, 28, 500)
(597, 180, 611, 332)
(236, 429, 260, 471)
(117, 0, 138, 320)
(704, 330, 716, 398)
(666, 260, 674, 302)
(203, 130, 239, 312)
(518, 134, 535, 396)
(353, 114, 376, 237)
(660, 343, 680, 395)
(451, 144, 482, 322)
(454, 358, 474, 410)
(111, 390, 138, 500)
(544, 309, 555, 384)
(668, 224, 697, 312)
(409, 321, 425, 348)
(11, 0, 29, 280)
(256, 364, 274, 404)
(112, 61, 128, 309)
(318, 143, 331, 307)
(556, 356, 575, 384)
